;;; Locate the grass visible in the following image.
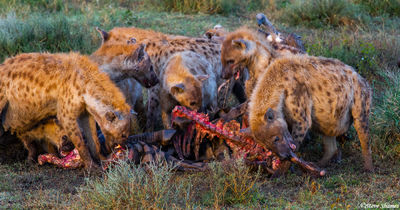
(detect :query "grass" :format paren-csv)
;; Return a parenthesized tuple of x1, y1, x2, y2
(0, 0, 399, 208)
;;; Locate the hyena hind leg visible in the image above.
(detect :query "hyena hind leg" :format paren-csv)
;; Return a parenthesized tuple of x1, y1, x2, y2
(317, 136, 338, 167)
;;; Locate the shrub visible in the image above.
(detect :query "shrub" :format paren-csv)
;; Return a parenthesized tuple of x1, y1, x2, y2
(147, 0, 269, 15)
(202, 156, 264, 207)
(306, 35, 379, 79)
(76, 160, 193, 209)
(354, 0, 400, 17)
(283, 0, 364, 28)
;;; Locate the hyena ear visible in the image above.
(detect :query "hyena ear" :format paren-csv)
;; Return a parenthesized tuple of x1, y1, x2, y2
(232, 39, 256, 54)
(264, 108, 275, 122)
(105, 111, 117, 122)
(131, 44, 147, 62)
(232, 39, 247, 49)
(171, 83, 185, 95)
(196, 74, 209, 82)
(95, 27, 109, 43)
(127, 37, 137, 45)
(205, 31, 213, 39)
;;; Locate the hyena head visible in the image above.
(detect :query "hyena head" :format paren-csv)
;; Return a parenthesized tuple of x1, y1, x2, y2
(123, 43, 159, 88)
(252, 108, 296, 160)
(221, 31, 258, 79)
(204, 24, 227, 40)
(60, 135, 75, 153)
(170, 75, 209, 111)
(99, 109, 131, 152)
(84, 94, 131, 152)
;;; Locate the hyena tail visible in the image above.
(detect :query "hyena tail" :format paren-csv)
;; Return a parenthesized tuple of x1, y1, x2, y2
(0, 87, 8, 136)
(351, 77, 374, 172)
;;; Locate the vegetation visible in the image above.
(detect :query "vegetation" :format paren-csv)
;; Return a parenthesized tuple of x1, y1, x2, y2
(76, 156, 264, 209)
(0, 0, 399, 208)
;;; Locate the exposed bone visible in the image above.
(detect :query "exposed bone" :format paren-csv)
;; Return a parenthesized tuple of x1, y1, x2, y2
(171, 106, 325, 176)
(256, 13, 279, 35)
(126, 129, 176, 146)
(290, 151, 326, 177)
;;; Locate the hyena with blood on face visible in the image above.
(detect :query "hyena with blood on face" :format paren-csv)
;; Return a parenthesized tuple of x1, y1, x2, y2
(0, 52, 131, 169)
(248, 54, 374, 172)
(160, 51, 217, 128)
(220, 27, 310, 97)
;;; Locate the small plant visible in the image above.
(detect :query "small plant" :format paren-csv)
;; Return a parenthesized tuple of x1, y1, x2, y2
(76, 159, 193, 209)
(203, 155, 264, 207)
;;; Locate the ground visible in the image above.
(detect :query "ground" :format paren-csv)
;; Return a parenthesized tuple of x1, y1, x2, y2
(0, 137, 398, 208)
(0, 0, 399, 208)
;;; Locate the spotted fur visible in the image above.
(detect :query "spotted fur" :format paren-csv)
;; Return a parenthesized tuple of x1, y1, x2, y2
(0, 52, 131, 168)
(249, 54, 373, 172)
(93, 28, 229, 131)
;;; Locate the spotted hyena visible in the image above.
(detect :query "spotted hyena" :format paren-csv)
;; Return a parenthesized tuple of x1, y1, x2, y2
(160, 51, 217, 128)
(248, 54, 373, 172)
(221, 27, 373, 172)
(93, 27, 243, 131)
(220, 27, 278, 98)
(204, 24, 227, 42)
(0, 52, 132, 169)
(2, 42, 157, 161)
(90, 41, 159, 132)
(16, 118, 74, 160)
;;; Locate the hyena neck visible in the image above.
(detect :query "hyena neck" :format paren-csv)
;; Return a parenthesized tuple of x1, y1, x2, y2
(250, 84, 285, 124)
(90, 55, 134, 82)
(247, 45, 274, 84)
(82, 93, 109, 122)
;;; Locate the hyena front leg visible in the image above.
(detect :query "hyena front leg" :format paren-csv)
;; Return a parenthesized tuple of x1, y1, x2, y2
(0, 89, 7, 137)
(146, 86, 161, 131)
(18, 135, 37, 162)
(59, 112, 97, 169)
(78, 113, 105, 164)
(285, 90, 312, 150)
(318, 136, 338, 167)
(134, 93, 146, 131)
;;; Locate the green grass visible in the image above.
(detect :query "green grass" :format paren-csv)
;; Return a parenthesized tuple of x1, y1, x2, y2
(0, 0, 399, 208)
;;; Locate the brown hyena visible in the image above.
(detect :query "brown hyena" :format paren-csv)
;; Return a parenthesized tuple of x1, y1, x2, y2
(160, 51, 217, 128)
(248, 54, 374, 172)
(0, 52, 131, 169)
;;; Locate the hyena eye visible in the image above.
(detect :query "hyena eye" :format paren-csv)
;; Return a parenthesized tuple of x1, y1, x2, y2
(226, 60, 234, 65)
(274, 136, 280, 142)
(106, 112, 117, 122)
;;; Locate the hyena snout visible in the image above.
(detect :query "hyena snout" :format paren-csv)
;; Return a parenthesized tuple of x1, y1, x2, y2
(60, 135, 75, 153)
(274, 134, 295, 160)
